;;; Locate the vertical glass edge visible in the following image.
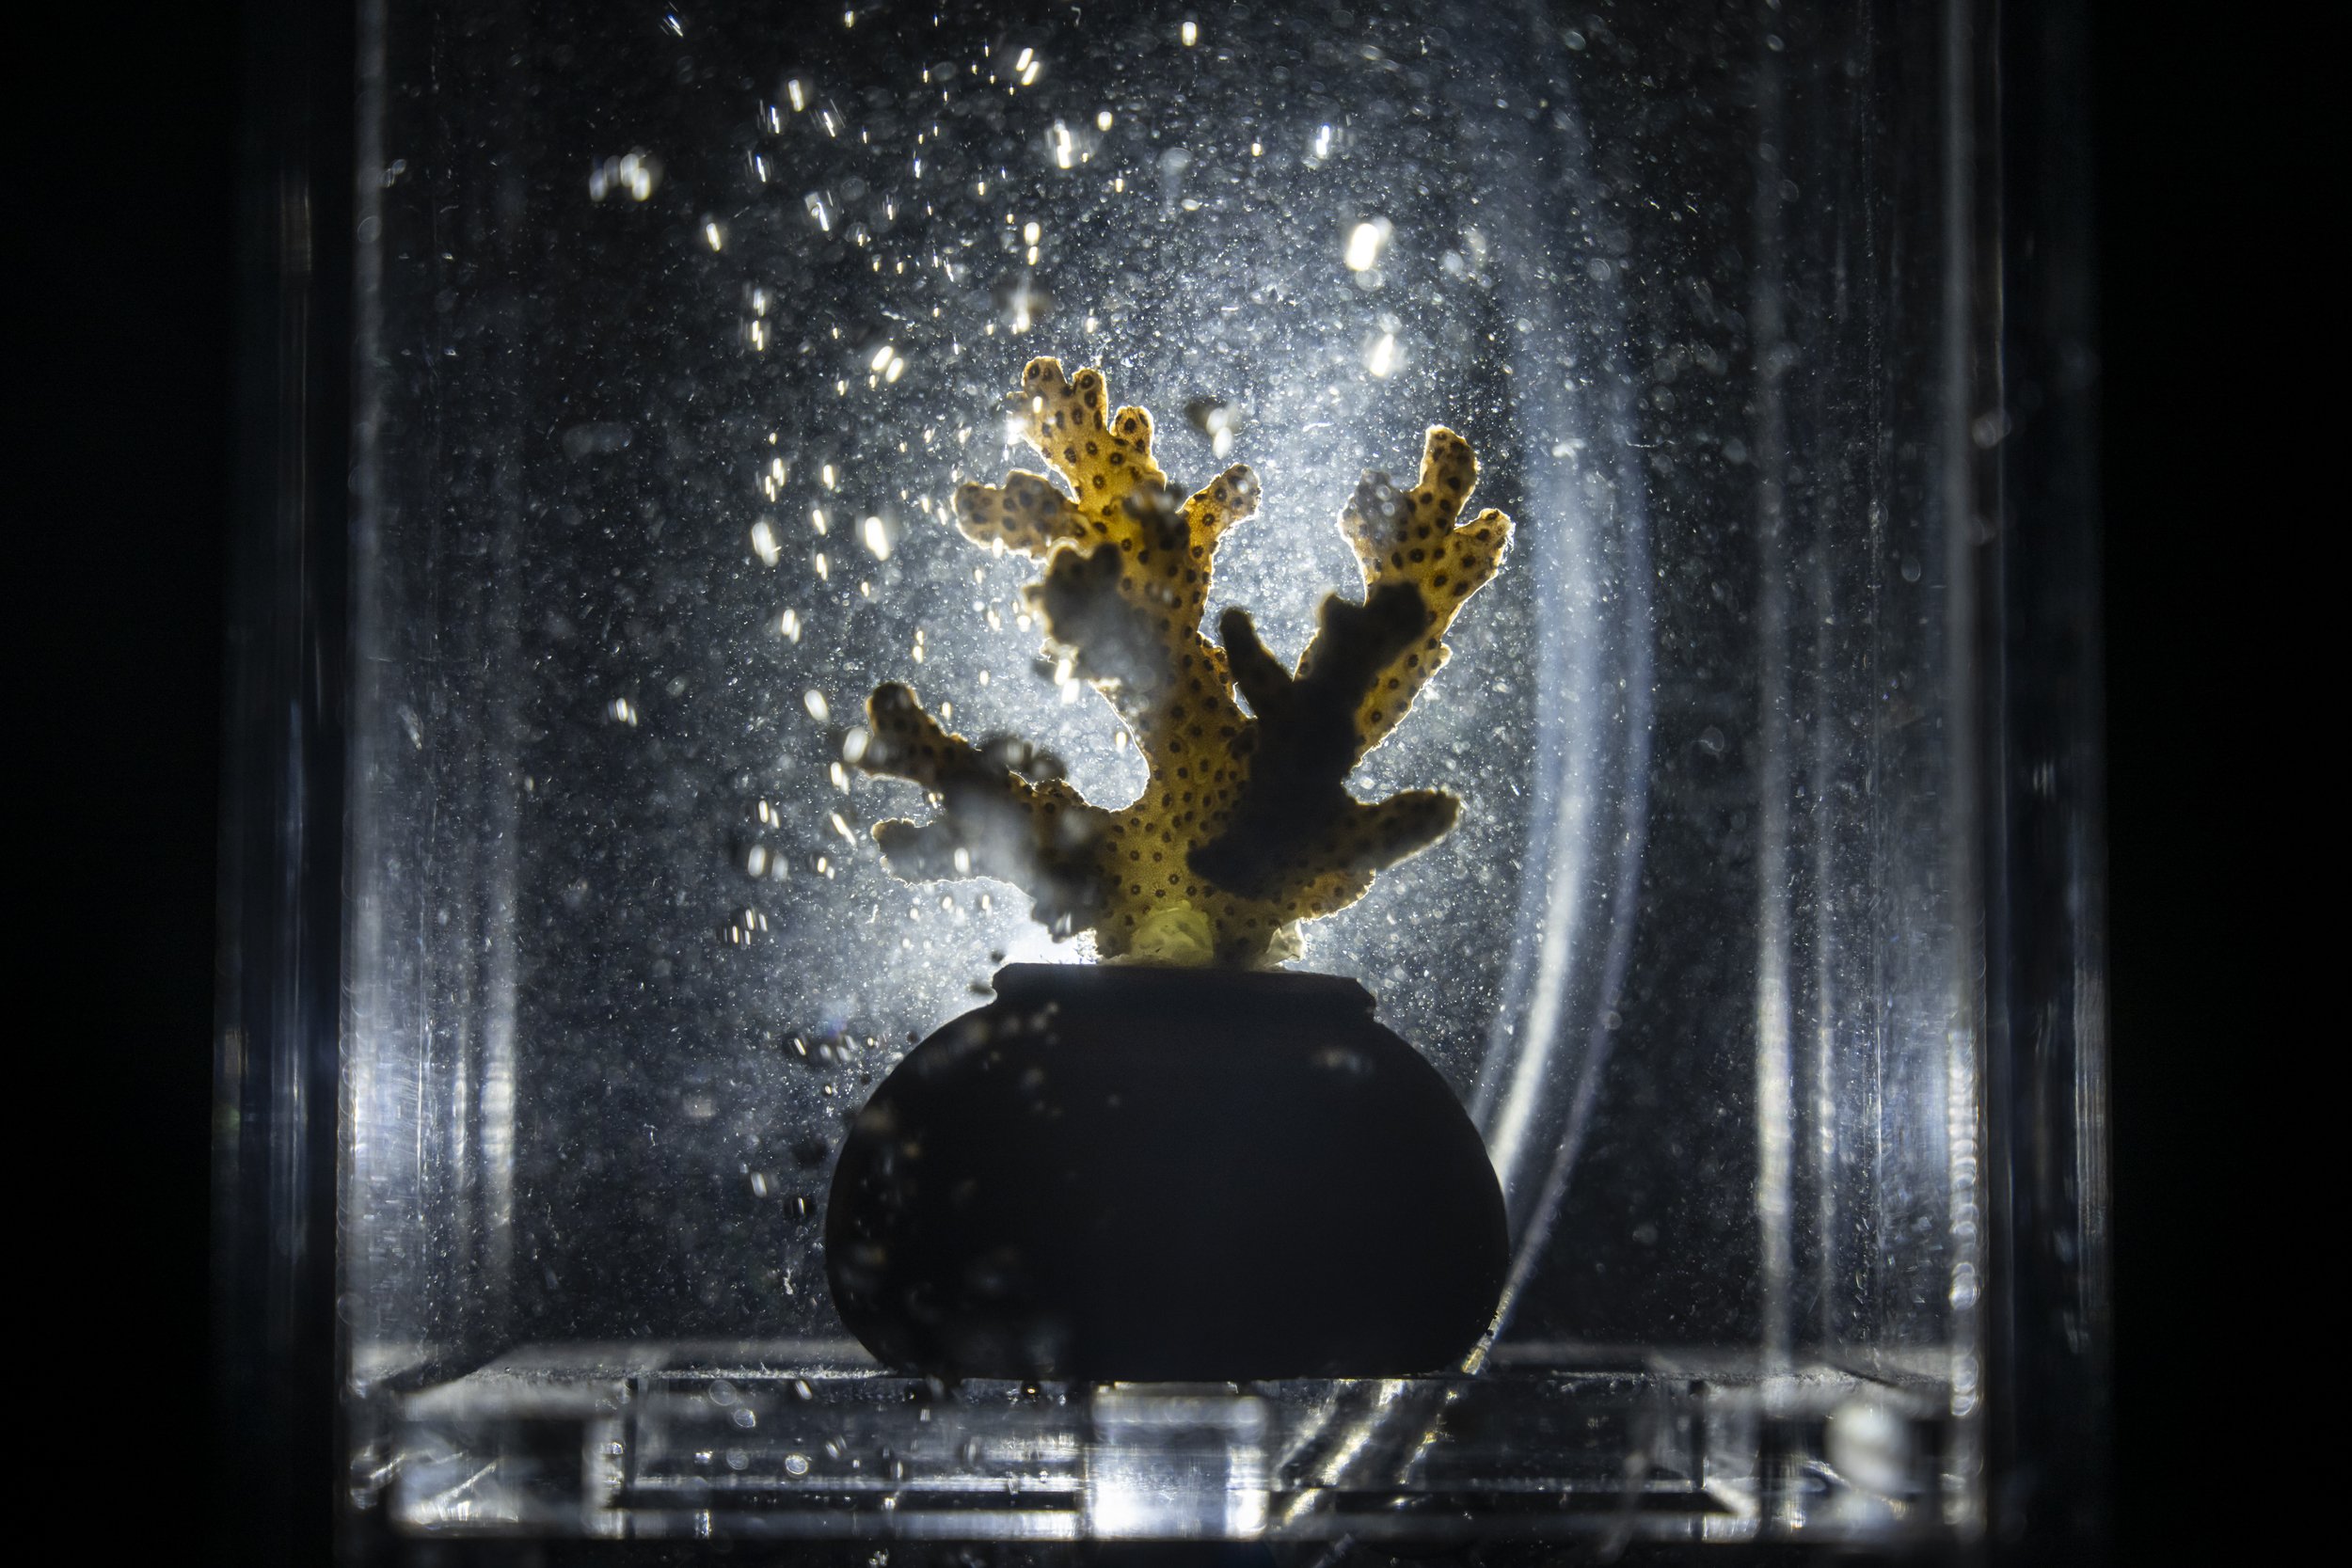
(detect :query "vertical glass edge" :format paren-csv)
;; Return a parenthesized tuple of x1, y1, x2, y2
(212, 0, 361, 1560)
(1981, 0, 2111, 1560)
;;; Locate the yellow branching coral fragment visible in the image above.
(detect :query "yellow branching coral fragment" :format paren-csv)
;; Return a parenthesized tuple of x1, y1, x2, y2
(857, 357, 1514, 968)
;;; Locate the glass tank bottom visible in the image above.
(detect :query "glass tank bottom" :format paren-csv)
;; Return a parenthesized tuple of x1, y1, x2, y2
(369, 1342, 1965, 1547)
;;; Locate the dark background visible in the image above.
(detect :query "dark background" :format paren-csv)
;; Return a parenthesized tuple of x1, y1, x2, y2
(24, 0, 2294, 1560)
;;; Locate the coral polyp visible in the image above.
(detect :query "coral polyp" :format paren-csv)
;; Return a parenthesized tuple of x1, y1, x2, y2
(856, 357, 1513, 968)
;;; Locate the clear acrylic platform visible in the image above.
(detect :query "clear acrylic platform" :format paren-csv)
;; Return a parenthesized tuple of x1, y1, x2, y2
(376, 1343, 1963, 1546)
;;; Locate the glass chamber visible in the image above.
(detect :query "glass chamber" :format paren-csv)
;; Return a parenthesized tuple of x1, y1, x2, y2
(215, 0, 2108, 1560)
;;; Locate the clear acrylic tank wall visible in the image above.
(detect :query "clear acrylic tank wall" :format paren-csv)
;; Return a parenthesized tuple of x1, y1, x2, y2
(215, 0, 2109, 1560)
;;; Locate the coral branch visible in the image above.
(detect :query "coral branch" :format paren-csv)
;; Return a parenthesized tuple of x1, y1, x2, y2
(853, 358, 1512, 968)
(1191, 581, 1447, 899)
(951, 470, 1087, 560)
(1328, 427, 1514, 758)
(860, 682, 1109, 934)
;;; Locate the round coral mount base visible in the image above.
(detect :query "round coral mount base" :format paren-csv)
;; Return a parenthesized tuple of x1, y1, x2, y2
(823, 963, 1509, 1382)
